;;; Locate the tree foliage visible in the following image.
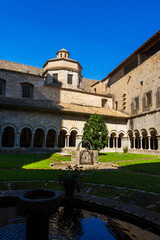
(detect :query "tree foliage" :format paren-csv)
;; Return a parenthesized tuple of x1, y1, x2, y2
(82, 114, 108, 151)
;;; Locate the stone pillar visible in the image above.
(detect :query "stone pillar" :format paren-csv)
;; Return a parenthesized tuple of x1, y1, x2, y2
(43, 134, 47, 148)
(54, 134, 59, 148)
(76, 135, 82, 148)
(116, 137, 118, 148)
(157, 136, 160, 150)
(30, 133, 34, 148)
(108, 137, 110, 148)
(140, 137, 143, 149)
(65, 135, 70, 147)
(122, 137, 129, 149)
(128, 137, 131, 149)
(148, 136, 151, 150)
(14, 133, 20, 148)
(0, 132, 2, 147)
(133, 137, 135, 149)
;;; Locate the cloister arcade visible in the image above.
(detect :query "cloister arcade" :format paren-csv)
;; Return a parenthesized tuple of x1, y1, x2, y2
(0, 125, 82, 149)
(0, 124, 160, 151)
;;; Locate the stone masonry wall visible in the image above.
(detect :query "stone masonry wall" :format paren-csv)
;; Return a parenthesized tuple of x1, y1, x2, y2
(0, 109, 127, 136)
(0, 70, 112, 108)
(105, 51, 160, 115)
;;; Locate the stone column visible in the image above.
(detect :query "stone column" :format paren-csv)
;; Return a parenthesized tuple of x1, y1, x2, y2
(140, 137, 143, 149)
(157, 136, 160, 150)
(76, 135, 82, 148)
(0, 132, 2, 147)
(128, 137, 131, 149)
(108, 137, 110, 148)
(122, 137, 129, 149)
(65, 135, 70, 147)
(14, 133, 20, 148)
(116, 137, 118, 148)
(54, 134, 59, 148)
(30, 133, 34, 148)
(43, 134, 47, 148)
(148, 136, 151, 150)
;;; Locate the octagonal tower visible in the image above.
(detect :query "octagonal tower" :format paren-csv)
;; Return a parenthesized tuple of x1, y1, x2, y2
(43, 49, 82, 89)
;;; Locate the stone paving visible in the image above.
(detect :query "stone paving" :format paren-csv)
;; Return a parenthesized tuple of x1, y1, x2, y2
(50, 161, 119, 170)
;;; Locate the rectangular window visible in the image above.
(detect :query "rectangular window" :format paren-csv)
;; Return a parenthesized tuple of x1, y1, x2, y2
(22, 85, 33, 98)
(53, 74, 58, 83)
(102, 99, 107, 108)
(145, 91, 152, 106)
(134, 97, 139, 110)
(78, 78, 81, 88)
(67, 74, 72, 84)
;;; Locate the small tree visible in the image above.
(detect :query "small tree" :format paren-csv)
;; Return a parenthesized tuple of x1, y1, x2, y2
(82, 114, 108, 151)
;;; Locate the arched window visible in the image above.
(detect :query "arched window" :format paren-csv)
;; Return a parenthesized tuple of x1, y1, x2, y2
(21, 83, 34, 99)
(0, 79, 6, 96)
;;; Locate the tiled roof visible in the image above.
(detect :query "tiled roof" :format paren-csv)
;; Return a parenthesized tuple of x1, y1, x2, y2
(60, 103, 128, 117)
(81, 78, 99, 91)
(0, 59, 43, 76)
(0, 96, 128, 118)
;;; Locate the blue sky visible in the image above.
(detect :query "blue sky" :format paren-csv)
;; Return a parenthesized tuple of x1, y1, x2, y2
(0, 0, 160, 80)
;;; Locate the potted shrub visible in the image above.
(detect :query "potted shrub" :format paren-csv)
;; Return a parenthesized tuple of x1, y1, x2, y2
(59, 165, 83, 197)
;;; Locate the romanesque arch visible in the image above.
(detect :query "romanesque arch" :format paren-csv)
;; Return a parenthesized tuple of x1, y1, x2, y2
(2, 126, 15, 147)
(109, 131, 117, 148)
(46, 129, 56, 147)
(69, 130, 78, 147)
(118, 131, 125, 148)
(134, 130, 140, 149)
(149, 128, 158, 150)
(34, 128, 44, 147)
(20, 127, 32, 147)
(141, 129, 148, 149)
(58, 129, 67, 148)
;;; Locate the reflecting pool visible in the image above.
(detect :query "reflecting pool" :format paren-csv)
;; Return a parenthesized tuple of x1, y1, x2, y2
(0, 206, 160, 240)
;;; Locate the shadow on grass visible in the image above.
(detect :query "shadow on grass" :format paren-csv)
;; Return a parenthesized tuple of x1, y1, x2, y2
(120, 162, 160, 175)
(0, 153, 71, 169)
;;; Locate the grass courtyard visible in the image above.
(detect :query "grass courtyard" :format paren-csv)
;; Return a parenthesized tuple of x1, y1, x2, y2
(0, 152, 160, 211)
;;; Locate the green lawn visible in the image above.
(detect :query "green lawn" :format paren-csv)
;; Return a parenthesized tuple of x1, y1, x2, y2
(0, 152, 160, 194)
(99, 152, 158, 162)
(0, 153, 71, 169)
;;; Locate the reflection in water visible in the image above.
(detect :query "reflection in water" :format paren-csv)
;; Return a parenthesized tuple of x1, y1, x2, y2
(0, 206, 160, 240)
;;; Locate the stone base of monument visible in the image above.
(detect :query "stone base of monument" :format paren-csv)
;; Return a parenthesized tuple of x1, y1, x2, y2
(71, 150, 98, 167)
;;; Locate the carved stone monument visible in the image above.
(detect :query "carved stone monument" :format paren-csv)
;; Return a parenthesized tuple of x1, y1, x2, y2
(71, 140, 98, 166)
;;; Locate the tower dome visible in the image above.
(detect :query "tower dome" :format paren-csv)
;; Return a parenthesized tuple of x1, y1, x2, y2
(56, 49, 70, 59)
